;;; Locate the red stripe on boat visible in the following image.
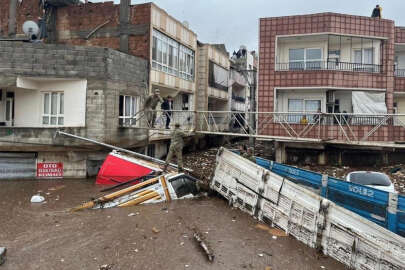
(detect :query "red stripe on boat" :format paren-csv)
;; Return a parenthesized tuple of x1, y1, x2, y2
(96, 154, 154, 185)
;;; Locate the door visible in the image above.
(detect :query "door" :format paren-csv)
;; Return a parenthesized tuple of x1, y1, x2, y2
(5, 92, 14, 126)
(0, 152, 37, 179)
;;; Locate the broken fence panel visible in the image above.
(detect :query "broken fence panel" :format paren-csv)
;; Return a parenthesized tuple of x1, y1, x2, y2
(212, 148, 405, 270)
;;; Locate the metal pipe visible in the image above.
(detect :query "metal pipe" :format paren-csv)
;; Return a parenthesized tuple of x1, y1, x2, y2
(55, 131, 190, 171)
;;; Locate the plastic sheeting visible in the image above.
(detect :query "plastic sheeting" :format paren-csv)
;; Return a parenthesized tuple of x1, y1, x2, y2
(352, 91, 387, 114)
(209, 62, 228, 91)
(229, 69, 247, 87)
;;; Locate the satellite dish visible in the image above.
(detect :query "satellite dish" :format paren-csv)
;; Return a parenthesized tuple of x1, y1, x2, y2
(22, 21, 39, 38)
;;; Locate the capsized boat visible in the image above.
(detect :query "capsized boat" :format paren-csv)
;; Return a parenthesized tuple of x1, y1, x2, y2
(73, 173, 200, 211)
(96, 150, 169, 185)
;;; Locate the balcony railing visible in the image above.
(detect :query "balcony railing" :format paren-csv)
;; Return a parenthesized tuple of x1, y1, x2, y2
(394, 68, 405, 77)
(276, 61, 382, 73)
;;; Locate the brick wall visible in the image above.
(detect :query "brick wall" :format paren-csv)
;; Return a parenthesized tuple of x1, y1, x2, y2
(0, 1, 151, 60)
(56, 2, 151, 60)
(0, 0, 10, 36)
(395, 27, 405, 43)
(128, 3, 151, 60)
(395, 77, 405, 92)
(259, 13, 395, 115)
(56, 2, 120, 49)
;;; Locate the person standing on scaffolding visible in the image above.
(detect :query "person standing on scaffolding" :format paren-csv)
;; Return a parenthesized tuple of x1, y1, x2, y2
(163, 123, 195, 172)
(144, 89, 163, 128)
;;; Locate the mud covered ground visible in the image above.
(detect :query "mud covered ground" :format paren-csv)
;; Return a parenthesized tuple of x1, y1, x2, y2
(0, 179, 344, 270)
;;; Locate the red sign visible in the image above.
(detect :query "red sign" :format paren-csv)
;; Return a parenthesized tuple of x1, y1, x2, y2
(37, 162, 63, 178)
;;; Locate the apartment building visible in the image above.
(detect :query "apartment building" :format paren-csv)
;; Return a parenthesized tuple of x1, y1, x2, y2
(258, 13, 405, 164)
(196, 42, 230, 131)
(231, 46, 258, 129)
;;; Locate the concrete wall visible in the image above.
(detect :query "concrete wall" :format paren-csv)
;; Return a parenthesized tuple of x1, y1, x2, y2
(14, 77, 87, 127)
(14, 88, 40, 127)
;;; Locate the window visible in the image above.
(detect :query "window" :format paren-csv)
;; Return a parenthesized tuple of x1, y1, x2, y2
(119, 95, 139, 126)
(288, 99, 321, 123)
(169, 175, 199, 198)
(306, 48, 322, 69)
(42, 92, 64, 126)
(179, 44, 194, 80)
(354, 48, 374, 71)
(152, 29, 194, 81)
(289, 48, 305, 70)
(209, 61, 228, 91)
(289, 48, 322, 70)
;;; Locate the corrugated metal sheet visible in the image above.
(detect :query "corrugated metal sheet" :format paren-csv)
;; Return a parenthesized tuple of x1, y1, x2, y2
(0, 152, 36, 179)
(212, 148, 405, 270)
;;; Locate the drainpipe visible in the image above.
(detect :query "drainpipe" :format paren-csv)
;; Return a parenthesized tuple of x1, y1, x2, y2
(8, 0, 18, 37)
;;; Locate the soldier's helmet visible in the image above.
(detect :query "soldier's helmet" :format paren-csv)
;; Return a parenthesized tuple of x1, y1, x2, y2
(154, 89, 160, 94)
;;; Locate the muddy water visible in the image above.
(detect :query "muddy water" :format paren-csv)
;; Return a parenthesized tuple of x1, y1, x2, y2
(0, 179, 344, 270)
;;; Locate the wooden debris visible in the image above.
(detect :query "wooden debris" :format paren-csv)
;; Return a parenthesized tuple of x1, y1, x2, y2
(193, 230, 214, 262)
(255, 223, 287, 237)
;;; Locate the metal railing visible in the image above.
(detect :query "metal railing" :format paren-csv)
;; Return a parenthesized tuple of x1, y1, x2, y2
(132, 110, 405, 146)
(395, 68, 405, 77)
(276, 61, 382, 73)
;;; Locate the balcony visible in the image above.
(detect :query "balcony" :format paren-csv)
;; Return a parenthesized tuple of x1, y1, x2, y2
(395, 69, 405, 77)
(276, 61, 382, 73)
(276, 34, 383, 75)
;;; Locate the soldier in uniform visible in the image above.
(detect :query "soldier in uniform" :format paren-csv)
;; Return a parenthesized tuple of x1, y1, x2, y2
(144, 89, 163, 128)
(163, 123, 194, 172)
(239, 144, 256, 163)
(245, 147, 256, 163)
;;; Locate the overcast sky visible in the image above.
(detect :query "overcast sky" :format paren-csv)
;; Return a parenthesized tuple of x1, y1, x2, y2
(96, 0, 404, 53)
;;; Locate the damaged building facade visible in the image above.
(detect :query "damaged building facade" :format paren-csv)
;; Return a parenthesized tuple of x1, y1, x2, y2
(0, 1, 152, 178)
(0, 41, 148, 178)
(259, 13, 405, 165)
(0, 0, 255, 178)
